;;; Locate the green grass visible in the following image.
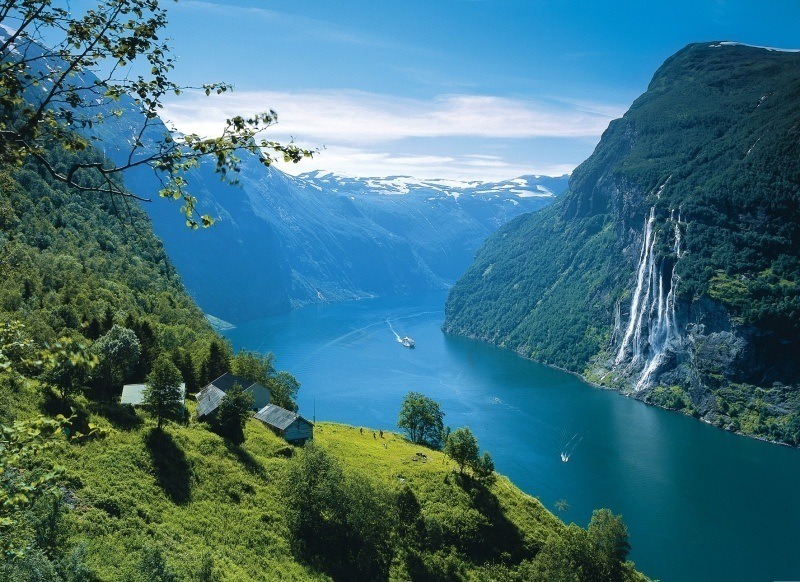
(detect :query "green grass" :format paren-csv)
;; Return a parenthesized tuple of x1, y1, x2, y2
(317, 423, 562, 554)
(56, 405, 321, 581)
(52, 415, 560, 580)
(26, 397, 648, 581)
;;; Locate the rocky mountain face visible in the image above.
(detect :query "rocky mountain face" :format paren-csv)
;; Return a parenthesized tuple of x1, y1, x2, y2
(9, 24, 567, 326)
(444, 42, 800, 444)
(98, 111, 566, 323)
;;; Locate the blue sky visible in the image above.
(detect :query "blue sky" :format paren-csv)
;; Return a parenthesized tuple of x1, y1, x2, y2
(109, 1, 800, 179)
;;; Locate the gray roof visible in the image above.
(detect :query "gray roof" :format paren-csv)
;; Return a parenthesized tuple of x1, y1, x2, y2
(254, 404, 312, 431)
(196, 385, 226, 418)
(121, 383, 185, 406)
(207, 372, 268, 395)
(120, 383, 146, 405)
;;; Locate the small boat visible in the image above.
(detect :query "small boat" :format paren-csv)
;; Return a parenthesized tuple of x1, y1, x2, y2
(401, 336, 415, 348)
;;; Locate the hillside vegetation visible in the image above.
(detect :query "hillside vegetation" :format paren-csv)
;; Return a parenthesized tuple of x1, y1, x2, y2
(7, 392, 649, 581)
(444, 42, 800, 445)
(0, 141, 647, 580)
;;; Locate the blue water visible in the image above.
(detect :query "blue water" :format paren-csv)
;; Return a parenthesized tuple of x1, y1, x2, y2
(224, 292, 800, 582)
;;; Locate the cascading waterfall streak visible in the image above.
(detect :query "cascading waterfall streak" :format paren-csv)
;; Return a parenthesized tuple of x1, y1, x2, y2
(615, 207, 683, 391)
(615, 207, 656, 365)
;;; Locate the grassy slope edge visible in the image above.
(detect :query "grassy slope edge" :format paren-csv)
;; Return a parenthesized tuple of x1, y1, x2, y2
(0, 145, 649, 579)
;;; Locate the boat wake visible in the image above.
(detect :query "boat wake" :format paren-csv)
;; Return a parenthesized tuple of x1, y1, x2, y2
(387, 319, 415, 348)
(387, 319, 402, 342)
(559, 432, 585, 462)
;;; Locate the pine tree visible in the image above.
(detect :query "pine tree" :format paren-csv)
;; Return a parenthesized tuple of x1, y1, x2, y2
(143, 354, 184, 430)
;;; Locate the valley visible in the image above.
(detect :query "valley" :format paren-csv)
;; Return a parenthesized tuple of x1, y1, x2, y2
(224, 292, 800, 582)
(2, 2, 800, 581)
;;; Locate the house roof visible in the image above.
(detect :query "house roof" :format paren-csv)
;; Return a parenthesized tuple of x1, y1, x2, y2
(120, 383, 146, 405)
(206, 372, 268, 395)
(254, 404, 312, 431)
(196, 385, 226, 418)
(121, 383, 186, 406)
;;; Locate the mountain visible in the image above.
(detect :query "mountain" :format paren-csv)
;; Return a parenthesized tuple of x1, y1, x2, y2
(443, 42, 800, 445)
(119, 155, 567, 323)
(2, 23, 568, 325)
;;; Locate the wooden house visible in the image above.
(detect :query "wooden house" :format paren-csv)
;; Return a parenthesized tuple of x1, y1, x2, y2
(254, 404, 314, 445)
(121, 382, 186, 406)
(195, 385, 226, 419)
(195, 373, 270, 418)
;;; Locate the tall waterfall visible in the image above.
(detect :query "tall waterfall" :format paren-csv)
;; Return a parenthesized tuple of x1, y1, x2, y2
(614, 207, 684, 391)
(615, 207, 656, 366)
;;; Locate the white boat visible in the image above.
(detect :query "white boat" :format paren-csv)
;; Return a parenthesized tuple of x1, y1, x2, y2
(401, 336, 415, 348)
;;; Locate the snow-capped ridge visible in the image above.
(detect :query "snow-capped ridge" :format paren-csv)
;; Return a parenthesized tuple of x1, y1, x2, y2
(295, 171, 568, 202)
(709, 41, 800, 53)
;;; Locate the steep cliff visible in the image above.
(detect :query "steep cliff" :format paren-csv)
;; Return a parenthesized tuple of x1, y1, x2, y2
(444, 42, 800, 444)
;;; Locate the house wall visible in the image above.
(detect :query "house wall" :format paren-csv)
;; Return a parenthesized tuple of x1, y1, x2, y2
(284, 420, 313, 443)
(247, 386, 271, 410)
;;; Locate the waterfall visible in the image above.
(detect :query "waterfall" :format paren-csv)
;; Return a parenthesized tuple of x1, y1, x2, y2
(673, 209, 683, 257)
(610, 300, 622, 346)
(615, 207, 656, 365)
(614, 207, 684, 391)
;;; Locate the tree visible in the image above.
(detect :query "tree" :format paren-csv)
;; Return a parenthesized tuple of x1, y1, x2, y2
(199, 338, 231, 387)
(587, 508, 631, 581)
(143, 354, 183, 430)
(284, 443, 392, 581)
(231, 350, 275, 385)
(231, 350, 299, 410)
(40, 339, 96, 401)
(89, 324, 140, 400)
(214, 383, 253, 444)
(1, 415, 70, 556)
(528, 523, 603, 582)
(173, 348, 198, 394)
(397, 392, 445, 448)
(0, 320, 40, 379)
(270, 370, 300, 411)
(0, 0, 312, 228)
(126, 315, 158, 380)
(473, 450, 495, 485)
(444, 426, 479, 475)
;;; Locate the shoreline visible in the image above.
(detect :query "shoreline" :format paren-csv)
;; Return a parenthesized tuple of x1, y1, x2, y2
(442, 327, 798, 450)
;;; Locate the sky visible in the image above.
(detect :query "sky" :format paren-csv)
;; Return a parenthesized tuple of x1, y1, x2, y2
(83, 1, 800, 180)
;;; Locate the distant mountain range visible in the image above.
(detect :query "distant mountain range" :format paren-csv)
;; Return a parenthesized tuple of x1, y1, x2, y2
(5, 26, 568, 325)
(296, 171, 566, 200)
(1, 26, 562, 326)
(444, 42, 800, 445)
(118, 149, 567, 323)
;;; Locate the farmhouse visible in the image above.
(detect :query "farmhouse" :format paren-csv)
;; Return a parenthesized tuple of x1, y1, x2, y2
(254, 404, 314, 445)
(195, 385, 226, 419)
(121, 383, 186, 406)
(195, 373, 271, 418)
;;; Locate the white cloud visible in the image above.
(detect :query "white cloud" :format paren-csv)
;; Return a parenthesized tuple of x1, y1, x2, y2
(161, 89, 623, 144)
(161, 89, 621, 180)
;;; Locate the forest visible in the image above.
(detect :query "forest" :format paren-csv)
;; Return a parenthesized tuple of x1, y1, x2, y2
(1, 1, 647, 579)
(444, 42, 800, 445)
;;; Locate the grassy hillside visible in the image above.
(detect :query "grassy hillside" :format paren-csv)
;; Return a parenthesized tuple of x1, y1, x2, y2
(0, 142, 648, 580)
(21, 401, 648, 581)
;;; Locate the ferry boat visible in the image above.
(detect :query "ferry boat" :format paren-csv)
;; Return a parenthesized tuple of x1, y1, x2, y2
(401, 336, 416, 348)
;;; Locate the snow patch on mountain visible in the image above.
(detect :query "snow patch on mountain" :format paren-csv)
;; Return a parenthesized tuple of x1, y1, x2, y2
(296, 171, 569, 203)
(709, 41, 800, 53)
